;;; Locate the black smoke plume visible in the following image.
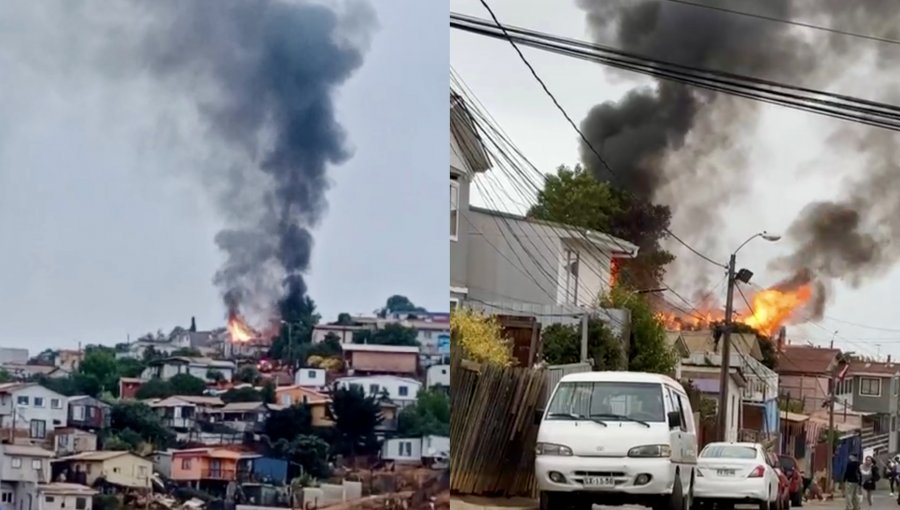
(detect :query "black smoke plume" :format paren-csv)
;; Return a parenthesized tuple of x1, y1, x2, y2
(576, 0, 900, 315)
(134, 0, 376, 328)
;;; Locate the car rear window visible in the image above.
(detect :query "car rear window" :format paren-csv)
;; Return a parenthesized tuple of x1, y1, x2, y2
(700, 445, 758, 459)
(779, 456, 797, 470)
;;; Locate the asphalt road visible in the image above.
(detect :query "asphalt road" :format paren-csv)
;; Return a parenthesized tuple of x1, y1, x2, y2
(586, 492, 900, 510)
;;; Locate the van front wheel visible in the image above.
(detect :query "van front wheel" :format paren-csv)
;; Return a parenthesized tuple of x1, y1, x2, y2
(654, 478, 685, 510)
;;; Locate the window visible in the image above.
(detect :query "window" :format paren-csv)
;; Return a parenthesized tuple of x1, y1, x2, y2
(369, 384, 380, 395)
(45, 497, 55, 503)
(33, 397, 44, 408)
(836, 379, 852, 396)
(400, 441, 413, 457)
(398, 386, 409, 397)
(75, 497, 87, 510)
(11, 458, 21, 468)
(894, 378, 899, 396)
(181, 458, 192, 470)
(50, 398, 61, 409)
(449, 298, 459, 311)
(30, 419, 46, 439)
(16, 396, 28, 406)
(700, 444, 759, 459)
(32, 459, 41, 470)
(138, 466, 148, 476)
(113, 467, 121, 473)
(860, 377, 882, 397)
(672, 392, 688, 432)
(892, 416, 897, 432)
(308, 370, 317, 378)
(561, 248, 581, 305)
(450, 178, 460, 241)
(1, 492, 12, 503)
(545, 381, 666, 423)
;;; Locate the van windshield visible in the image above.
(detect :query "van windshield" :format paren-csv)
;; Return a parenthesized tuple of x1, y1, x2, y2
(545, 381, 665, 422)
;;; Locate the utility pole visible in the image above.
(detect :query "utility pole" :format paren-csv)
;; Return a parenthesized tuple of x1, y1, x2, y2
(826, 381, 836, 494)
(580, 313, 589, 364)
(717, 254, 737, 442)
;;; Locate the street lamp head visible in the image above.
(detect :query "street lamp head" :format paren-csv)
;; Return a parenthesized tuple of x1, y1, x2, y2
(760, 231, 781, 242)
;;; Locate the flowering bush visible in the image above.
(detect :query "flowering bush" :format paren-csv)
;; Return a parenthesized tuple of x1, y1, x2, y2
(450, 307, 516, 366)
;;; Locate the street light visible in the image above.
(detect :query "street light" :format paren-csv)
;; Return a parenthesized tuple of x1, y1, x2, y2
(717, 231, 781, 442)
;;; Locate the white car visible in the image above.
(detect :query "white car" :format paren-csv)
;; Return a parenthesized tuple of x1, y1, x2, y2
(535, 372, 697, 510)
(694, 442, 780, 510)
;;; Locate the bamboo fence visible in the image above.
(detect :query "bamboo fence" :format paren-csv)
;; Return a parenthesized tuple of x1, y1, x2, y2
(450, 349, 547, 497)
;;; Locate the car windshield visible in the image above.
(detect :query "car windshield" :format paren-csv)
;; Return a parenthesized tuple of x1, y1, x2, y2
(779, 456, 797, 470)
(545, 381, 665, 422)
(701, 445, 758, 459)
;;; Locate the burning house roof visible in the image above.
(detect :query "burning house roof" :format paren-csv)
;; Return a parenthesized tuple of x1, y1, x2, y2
(776, 345, 841, 375)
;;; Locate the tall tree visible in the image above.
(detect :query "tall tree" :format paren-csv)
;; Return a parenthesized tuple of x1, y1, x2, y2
(335, 313, 355, 325)
(352, 324, 419, 346)
(541, 320, 624, 370)
(327, 384, 382, 457)
(384, 295, 426, 314)
(264, 405, 314, 443)
(397, 389, 450, 437)
(528, 164, 675, 289)
(270, 295, 321, 365)
(109, 401, 173, 449)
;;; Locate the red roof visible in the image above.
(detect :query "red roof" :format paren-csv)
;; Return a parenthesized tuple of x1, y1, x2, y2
(777, 345, 840, 375)
(847, 359, 900, 377)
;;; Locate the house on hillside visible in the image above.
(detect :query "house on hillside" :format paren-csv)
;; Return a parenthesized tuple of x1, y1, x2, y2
(274, 386, 332, 427)
(208, 402, 272, 433)
(54, 428, 97, 457)
(67, 396, 111, 431)
(312, 324, 366, 345)
(342, 344, 419, 376)
(169, 448, 259, 487)
(834, 357, 899, 454)
(426, 364, 449, 390)
(141, 357, 235, 382)
(0, 383, 68, 443)
(150, 396, 225, 442)
(336, 375, 422, 409)
(0, 443, 55, 509)
(0, 364, 69, 381)
(381, 435, 450, 464)
(36, 483, 96, 510)
(294, 368, 326, 388)
(53, 450, 152, 489)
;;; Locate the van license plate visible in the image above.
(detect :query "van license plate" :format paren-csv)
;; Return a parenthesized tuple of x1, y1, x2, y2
(583, 476, 615, 488)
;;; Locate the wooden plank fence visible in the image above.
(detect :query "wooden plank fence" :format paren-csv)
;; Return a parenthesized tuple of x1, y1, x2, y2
(450, 349, 546, 497)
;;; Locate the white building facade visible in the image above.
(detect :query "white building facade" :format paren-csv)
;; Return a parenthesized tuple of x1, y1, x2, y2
(336, 376, 422, 408)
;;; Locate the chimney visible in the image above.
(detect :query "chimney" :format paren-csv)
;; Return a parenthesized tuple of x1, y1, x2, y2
(777, 327, 786, 352)
(190, 317, 197, 332)
(888, 355, 892, 364)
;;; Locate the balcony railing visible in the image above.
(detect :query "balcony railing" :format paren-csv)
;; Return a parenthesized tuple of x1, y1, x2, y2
(201, 468, 236, 480)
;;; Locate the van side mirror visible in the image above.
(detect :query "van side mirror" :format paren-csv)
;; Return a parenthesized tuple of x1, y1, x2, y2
(534, 409, 544, 426)
(667, 411, 681, 429)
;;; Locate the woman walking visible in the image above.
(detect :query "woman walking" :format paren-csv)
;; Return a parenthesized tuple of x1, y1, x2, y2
(861, 455, 879, 506)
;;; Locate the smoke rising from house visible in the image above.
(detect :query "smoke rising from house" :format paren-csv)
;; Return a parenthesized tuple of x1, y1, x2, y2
(138, 0, 376, 329)
(575, 0, 900, 316)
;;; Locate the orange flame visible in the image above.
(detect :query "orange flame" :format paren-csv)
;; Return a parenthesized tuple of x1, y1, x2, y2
(743, 284, 812, 336)
(656, 283, 813, 337)
(228, 313, 257, 343)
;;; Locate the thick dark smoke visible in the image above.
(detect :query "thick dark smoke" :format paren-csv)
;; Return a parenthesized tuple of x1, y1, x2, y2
(131, 0, 376, 328)
(576, 0, 900, 317)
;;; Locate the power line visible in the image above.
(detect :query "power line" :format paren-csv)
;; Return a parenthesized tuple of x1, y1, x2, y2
(662, 0, 900, 47)
(467, 0, 729, 271)
(451, 12, 900, 131)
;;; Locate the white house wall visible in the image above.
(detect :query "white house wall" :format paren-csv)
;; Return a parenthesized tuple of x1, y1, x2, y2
(426, 365, 450, 388)
(337, 376, 422, 407)
(0, 387, 68, 437)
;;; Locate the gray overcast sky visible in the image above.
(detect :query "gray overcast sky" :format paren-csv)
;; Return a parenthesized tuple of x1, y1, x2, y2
(0, 0, 447, 349)
(452, 0, 900, 358)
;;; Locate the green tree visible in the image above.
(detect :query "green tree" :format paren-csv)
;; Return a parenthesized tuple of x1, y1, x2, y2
(271, 434, 331, 479)
(397, 389, 450, 437)
(384, 295, 427, 314)
(264, 405, 314, 443)
(335, 313, 355, 325)
(221, 387, 264, 403)
(352, 324, 419, 346)
(79, 346, 120, 393)
(109, 401, 173, 448)
(134, 378, 172, 400)
(235, 366, 261, 384)
(117, 358, 145, 379)
(261, 381, 276, 404)
(168, 373, 207, 395)
(540, 320, 624, 370)
(602, 287, 676, 374)
(528, 164, 675, 289)
(270, 296, 321, 365)
(327, 384, 382, 456)
(207, 370, 226, 384)
(0, 370, 12, 383)
(310, 334, 343, 358)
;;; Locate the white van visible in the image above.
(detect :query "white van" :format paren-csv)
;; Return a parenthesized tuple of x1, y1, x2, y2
(535, 371, 698, 510)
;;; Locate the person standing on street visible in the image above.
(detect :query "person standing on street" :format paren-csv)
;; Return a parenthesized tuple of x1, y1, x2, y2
(887, 458, 897, 496)
(861, 455, 878, 506)
(845, 453, 862, 510)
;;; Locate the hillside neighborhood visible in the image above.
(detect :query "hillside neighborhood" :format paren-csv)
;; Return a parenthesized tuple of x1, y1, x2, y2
(0, 298, 450, 510)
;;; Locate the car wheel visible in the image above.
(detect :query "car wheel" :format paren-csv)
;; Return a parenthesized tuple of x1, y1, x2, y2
(791, 491, 802, 507)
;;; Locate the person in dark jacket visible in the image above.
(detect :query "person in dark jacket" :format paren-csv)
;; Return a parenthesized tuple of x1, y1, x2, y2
(845, 454, 862, 510)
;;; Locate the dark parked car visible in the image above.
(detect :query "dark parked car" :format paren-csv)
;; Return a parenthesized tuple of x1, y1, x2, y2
(779, 454, 803, 507)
